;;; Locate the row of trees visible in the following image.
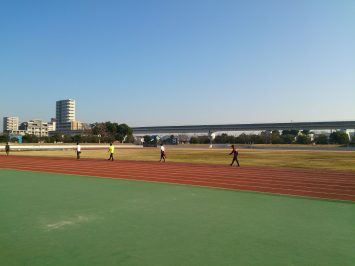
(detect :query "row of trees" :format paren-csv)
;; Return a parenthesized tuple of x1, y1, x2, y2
(190, 130, 353, 145)
(91, 122, 134, 143)
(1, 125, 353, 145)
(0, 134, 8, 143)
(17, 134, 103, 144)
(1, 122, 135, 144)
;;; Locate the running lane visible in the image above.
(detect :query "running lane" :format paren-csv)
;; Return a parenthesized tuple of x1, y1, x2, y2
(1, 155, 355, 201)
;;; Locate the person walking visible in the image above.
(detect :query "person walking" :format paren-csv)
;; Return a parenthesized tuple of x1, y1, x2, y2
(108, 143, 115, 161)
(229, 145, 240, 167)
(76, 142, 81, 159)
(159, 143, 166, 162)
(5, 142, 10, 156)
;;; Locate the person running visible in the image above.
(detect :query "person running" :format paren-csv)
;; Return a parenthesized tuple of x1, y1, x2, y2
(229, 144, 240, 167)
(159, 143, 166, 162)
(76, 142, 81, 159)
(5, 142, 10, 156)
(108, 143, 115, 161)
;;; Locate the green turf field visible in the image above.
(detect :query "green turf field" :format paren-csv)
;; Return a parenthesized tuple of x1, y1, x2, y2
(1, 169, 354, 265)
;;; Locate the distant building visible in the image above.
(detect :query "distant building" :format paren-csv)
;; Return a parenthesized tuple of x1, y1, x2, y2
(20, 120, 49, 137)
(56, 99, 75, 123)
(55, 99, 84, 132)
(3, 116, 19, 133)
(48, 121, 56, 132)
(8, 130, 27, 136)
(47, 118, 56, 132)
(56, 120, 83, 131)
(81, 123, 92, 130)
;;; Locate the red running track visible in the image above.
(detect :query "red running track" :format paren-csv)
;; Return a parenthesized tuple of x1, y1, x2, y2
(1, 155, 355, 201)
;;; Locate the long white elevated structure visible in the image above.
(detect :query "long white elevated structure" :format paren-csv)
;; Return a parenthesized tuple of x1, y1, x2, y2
(132, 121, 355, 135)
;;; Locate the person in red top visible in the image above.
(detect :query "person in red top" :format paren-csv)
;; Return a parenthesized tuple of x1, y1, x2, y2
(229, 145, 240, 167)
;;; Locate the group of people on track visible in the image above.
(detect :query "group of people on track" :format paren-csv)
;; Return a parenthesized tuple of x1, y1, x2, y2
(3, 142, 240, 167)
(158, 144, 239, 166)
(76, 142, 115, 161)
(75, 142, 239, 166)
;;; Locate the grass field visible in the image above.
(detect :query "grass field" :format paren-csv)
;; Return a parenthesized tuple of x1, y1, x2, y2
(9, 147, 355, 172)
(1, 169, 354, 265)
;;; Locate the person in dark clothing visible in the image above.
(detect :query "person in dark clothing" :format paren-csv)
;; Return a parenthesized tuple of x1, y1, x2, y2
(5, 142, 10, 156)
(159, 144, 166, 162)
(229, 145, 240, 166)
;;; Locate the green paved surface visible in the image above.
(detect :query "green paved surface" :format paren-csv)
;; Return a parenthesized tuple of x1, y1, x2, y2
(0, 169, 354, 266)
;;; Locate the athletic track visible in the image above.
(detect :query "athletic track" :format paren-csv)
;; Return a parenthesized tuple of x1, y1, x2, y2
(1, 155, 355, 202)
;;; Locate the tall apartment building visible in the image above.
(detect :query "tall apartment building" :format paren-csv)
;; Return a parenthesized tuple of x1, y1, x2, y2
(55, 99, 82, 132)
(3, 117, 19, 133)
(56, 99, 75, 123)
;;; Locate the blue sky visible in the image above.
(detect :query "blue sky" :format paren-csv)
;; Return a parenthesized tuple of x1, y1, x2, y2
(0, 0, 354, 129)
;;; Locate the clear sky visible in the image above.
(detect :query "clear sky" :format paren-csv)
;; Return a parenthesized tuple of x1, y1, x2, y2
(0, 0, 354, 129)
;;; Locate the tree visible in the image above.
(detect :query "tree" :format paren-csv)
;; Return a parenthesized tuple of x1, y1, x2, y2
(198, 135, 210, 144)
(249, 134, 264, 144)
(314, 134, 328, 144)
(40, 136, 51, 143)
(91, 122, 133, 143)
(214, 133, 234, 144)
(296, 134, 311, 144)
(235, 133, 249, 144)
(91, 123, 107, 137)
(116, 123, 133, 142)
(260, 131, 271, 144)
(188, 135, 210, 144)
(282, 130, 299, 136)
(302, 130, 310, 135)
(178, 135, 190, 144)
(271, 130, 283, 144)
(189, 136, 198, 144)
(63, 134, 73, 143)
(22, 134, 39, 143)
(281, 134, 295, 144)
(50, 133, 63, 143)
(0, 134, 9, 143)
(142, 135, 158, 147)
(101, 135, 115, 143)
(329, 132, 350, 144)
(143, 135, 153, 143)
(72, 135, 82, 143)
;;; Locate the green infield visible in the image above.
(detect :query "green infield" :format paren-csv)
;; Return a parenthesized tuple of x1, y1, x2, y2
(0, 169, 354, 266)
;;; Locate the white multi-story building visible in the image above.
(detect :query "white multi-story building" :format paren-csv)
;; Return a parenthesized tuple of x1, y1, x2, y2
(20, 120, 49, 137)
(3, 117, 19, 133)
(48, 121, 56, 132)
(56, 99, 79, 132)
(56, 99, 75, 123)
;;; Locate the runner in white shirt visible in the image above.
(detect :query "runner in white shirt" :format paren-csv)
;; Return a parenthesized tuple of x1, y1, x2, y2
(76, 142, 81, 159)
(159, 144, 166, 162)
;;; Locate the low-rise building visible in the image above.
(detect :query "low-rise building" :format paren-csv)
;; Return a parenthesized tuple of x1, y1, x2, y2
(48, 121, 56, 132)
(56, 120, 83, 132)
(8, 130, 27, 136)
(20, 120, 49, 137)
